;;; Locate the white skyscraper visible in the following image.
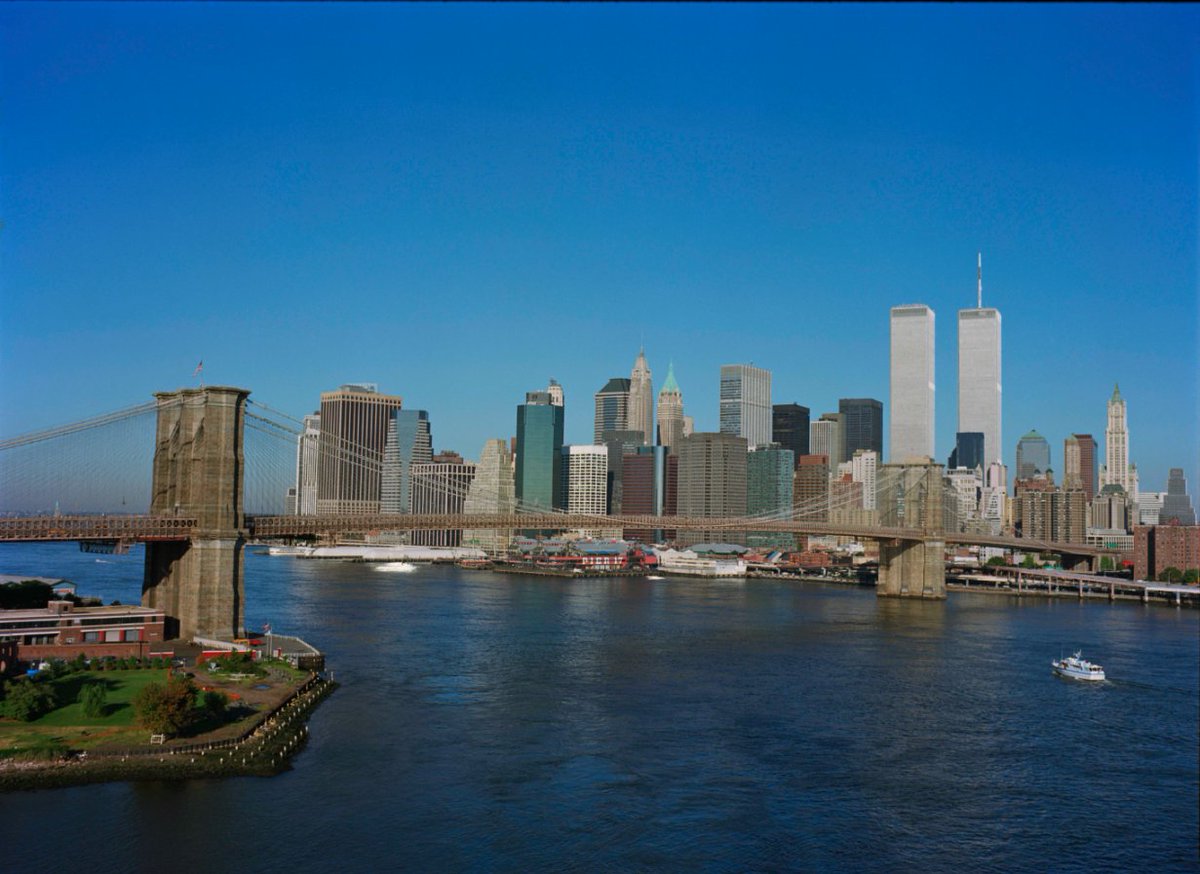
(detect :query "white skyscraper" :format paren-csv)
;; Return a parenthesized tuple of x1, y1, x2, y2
(1101, 384, 1135, 495)
(627, 349, 654, 446)
(563, 445, 609, 516)
(958, 254, 1002, 467)
(810, 413, 846, 469)
(293, 413, 320, 515)
(463, 438, 516, 554)
(851, 449, 878, 511)
(889, 304, 935, 461)
(719, 364, 772, 447)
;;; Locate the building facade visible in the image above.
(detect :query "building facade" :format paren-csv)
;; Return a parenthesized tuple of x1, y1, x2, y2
(463, 439, 516, 554)
(794, 454, 830, 522)
(289, 412, 321, 516)
(677, 432, 748, 546)
(719, 364, 772, 448)
(515, 391, 565, 511)
(1063, 434, 1098, 502)
(889, 304, 935, 461)
(948, 432, 984, 472)
(839, 398, 883, 458)
(628, 349, 654, 446)
(593, 378, 631, 445)
(656, 362, 685, 452)
(1134, 523, 1200, 580)
(410, 459, 477, 547)
(316, 384, 404, 515)
(747, 444, 795, 549)
(851, 449, 878, 511)
(1102, 384, 1135, 495)
(381, 410, 433, 514)
(563, 445, 609, 516)
(810, 413, 846, 469)
(1160, 468, 1196, 525)
(1016, 430, 1051, 480)
(772, 403, 810, 465)
(957, 303, 1002, 468)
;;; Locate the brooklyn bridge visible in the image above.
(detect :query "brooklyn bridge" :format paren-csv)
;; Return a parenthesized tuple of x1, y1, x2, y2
(0, 386, 1113, 640)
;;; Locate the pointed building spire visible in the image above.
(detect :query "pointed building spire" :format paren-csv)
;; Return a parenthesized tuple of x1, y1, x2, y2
(660, 360, 680, 395)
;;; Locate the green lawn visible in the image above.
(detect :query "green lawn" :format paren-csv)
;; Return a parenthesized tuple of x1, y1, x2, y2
(35, 669, 169, 726)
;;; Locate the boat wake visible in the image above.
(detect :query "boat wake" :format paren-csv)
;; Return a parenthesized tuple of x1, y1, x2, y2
(375, 562, 419, 574)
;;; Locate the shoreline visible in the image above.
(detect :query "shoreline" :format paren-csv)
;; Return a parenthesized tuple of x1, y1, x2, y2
(0, 673, 337, 792)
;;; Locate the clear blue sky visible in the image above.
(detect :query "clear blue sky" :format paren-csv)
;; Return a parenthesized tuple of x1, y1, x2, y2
(1, 4, 1197, 494)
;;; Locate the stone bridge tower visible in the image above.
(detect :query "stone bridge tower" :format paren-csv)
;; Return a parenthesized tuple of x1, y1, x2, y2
(876, 459, 946, 599)
(142, 386, 249, 639)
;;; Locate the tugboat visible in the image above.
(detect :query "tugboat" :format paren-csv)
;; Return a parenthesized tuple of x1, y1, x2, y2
(1052, 651, 1106, 682)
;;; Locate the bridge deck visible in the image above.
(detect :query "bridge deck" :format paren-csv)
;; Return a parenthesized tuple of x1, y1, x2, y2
(0, 514, 1113, 557)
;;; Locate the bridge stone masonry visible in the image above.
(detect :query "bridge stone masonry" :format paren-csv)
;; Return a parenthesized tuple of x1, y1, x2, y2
(0, 385, 1120, 639)
(142, 386, 249, 641)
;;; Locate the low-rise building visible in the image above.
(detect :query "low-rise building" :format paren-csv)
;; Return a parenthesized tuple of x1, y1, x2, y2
(0, 601, 166, 666)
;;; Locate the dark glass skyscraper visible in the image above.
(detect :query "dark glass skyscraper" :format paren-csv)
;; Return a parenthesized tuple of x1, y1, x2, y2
(1016, 430, 1051, 480)
(1160, 468, 1196, 525)
(839, 398, 883, 457)
(948, 431, 984, 471)
(516, 393, 564, 511)
(772, 403, 810, 467)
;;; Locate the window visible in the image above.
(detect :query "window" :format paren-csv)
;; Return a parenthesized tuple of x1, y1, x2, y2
(83, 632, 100, 643)
(125, 629, 142, 642)
(104, 630, 121, 642)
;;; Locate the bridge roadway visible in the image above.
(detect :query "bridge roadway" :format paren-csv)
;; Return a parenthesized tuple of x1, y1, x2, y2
(0, 513, 1110, 559)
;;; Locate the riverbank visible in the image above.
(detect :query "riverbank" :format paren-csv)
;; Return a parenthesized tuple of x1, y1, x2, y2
(0, 673, 337, 791)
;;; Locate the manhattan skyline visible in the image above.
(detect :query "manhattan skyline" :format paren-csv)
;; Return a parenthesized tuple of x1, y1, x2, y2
(0, 5, 1196, 493)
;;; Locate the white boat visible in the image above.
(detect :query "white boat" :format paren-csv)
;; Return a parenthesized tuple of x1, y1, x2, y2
(646, 575, 666, 581)
(375, 561, 419, 574)
(1052, 651, 1106, 682)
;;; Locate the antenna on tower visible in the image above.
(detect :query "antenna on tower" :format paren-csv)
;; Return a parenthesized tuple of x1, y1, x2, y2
(977, 251, 983, 308)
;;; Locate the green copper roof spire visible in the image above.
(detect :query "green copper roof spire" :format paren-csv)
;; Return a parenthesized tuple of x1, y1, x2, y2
(660, 360, 680, 395)
(1111, 382, 1122, 402)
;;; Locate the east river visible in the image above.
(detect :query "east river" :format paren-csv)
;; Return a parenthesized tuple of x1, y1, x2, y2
(1, 543, 1197, 871)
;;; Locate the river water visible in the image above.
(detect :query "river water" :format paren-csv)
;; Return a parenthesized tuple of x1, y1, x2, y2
(2, 543, 1197, 871)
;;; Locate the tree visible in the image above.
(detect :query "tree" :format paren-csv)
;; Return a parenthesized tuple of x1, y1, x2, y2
(985, 556, 1007, 567)
(1, 679, 58, 722)
(1021, 554, 1038, 569)
(132, 675, 198, 736)
(1099, 556, 1115, 571)
(201, 690, 228, 717)
(1183, 568, 1199, 585)
(79, 682, 108, 718)
(1159, 567, 1183, 583)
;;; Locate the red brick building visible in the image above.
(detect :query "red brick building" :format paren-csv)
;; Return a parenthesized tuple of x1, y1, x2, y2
(1134, 522, 1200, 581)
(0, 601, 166, 667)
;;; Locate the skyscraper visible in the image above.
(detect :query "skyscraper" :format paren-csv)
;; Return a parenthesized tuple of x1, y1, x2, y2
(719, 364, 772, 447)
(628, 348, 654, 446)
(957, 255, 1002, 467)
(1016, 430, 1051, 480)
(839, 398, 883, 458)
(463, 438, 516, 554)
(948, 432, 985, 472)
(772, 403, 810, 466)
(593, 377, 631, 444)
(316, 384, 404, 515)
(1102, 384, 1135, 495)
(794, 454, 830, 522)
(889, 304, 935, 461)
(410, 457, 476, 547)
(851, 449, 878, 511)
(656, 362, 684, 452)
(515, 390, 565, 511)
(810, 413, 846, 469)
(747, 444, 795, 549)
(677, 432, 748, 546)
(1063, 434, 1098, 500)
(1160, 468, 1196, 525)
(381, 409, 432, 514)
(292, 412, 320, 516)
(563, 445, 609, 517)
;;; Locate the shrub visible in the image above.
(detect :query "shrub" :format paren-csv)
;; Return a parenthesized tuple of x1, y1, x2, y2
(132, 675, 198, 736)
(201, 690, 229, 716)
(1, 679, 57, 722)
(79, 682, 108, 718)
(69, 653, 88, 673)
